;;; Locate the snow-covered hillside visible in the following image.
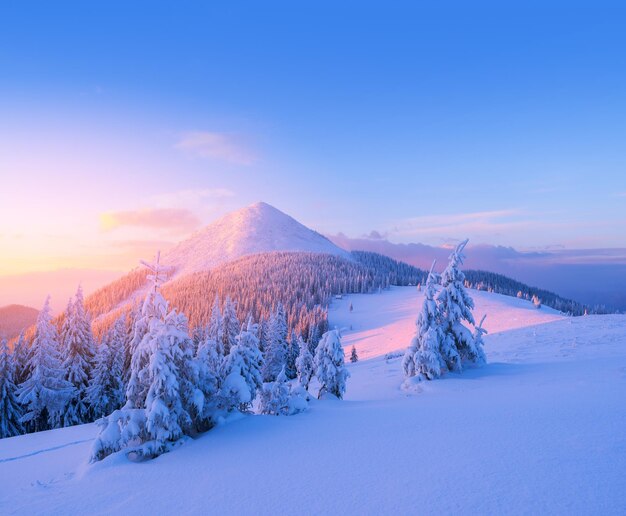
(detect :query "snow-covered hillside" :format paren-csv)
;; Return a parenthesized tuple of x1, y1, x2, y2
(163, 202, 351, 276)
(2, 287, 625, 514)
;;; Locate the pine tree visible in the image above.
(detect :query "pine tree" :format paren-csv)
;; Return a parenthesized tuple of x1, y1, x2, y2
(350, 346, 358, 363)
(259, 366, 290, 415)
(470, 315, 488, 365)
(295, 334, 314, 390)
(221, 297, 239, 356)
(11, 332, 28, 386)
(262, 304, 288, 382)
(220, 317, 264, 411)
(208, 295, 224, 356)
(436, 240, 475, 372)
(17, 297, 74, 432)
(285, 330, 300, 380)
(87, 315, 126, 418)
(61, 286, 96, 425)
(403, 261, 444, 381)
(0, 338, 24, 438)
(314, 329, 350, 399)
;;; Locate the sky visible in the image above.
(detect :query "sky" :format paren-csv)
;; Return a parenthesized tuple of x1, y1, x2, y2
(1, 1, 626, 280)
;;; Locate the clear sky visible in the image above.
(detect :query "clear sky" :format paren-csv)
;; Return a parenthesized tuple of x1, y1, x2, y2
(1, 1, 626, 276)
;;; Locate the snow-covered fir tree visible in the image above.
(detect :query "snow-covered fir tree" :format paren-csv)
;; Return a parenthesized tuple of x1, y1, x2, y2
(262, 304, 288, 382)
(221, 296, 240, 356)
(61, 286, 96, 426)
(403, 261, 444, 381)
(350, 346, 358, 363)
(285, 330, 300, 380)
(436, 240, 476, 371)
(207, 294, 224, 356)
(87, 315, 126, 419)
(220, 317, 264, 411)
(314, 329, 350, 399)
(11, 332, 29, 386)
(0, 338, 23, 438)
(472, 315, 488, 365)
(17, 297, 74, 432)
(259, 366, 290, 415)
(258, 366, 307, 416)
(295, 334, 314, 390)
(194, 335, 220, 430)
(92, 253, 202, 461)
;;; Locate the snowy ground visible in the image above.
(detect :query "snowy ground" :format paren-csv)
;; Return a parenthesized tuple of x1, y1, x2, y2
(2, 287, 625, 515)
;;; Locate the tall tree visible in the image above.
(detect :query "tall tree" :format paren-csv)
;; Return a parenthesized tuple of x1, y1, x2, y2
(262, 304, 288, 382)
(295, 334, 314, 390)
(314, 330, 349, 399)
(87, 315, 126, 418)
(61, 286, 96, 425)
(17, 297, 74, 432)
(221, 296, 240, 356)
(0, 338, 24, 438)
(11, 332, 29, 386)
(403, 261, 444, 381)
(436, 240, 475, 372)
(207, 295, 224, 356)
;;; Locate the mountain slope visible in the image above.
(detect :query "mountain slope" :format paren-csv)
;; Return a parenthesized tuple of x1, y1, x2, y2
(0, 304, 38, 340)
(163, 201, 351, 276)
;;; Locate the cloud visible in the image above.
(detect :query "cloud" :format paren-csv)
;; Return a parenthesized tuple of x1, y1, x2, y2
(174, 131, 257, 165)
(100, 208, 201, 232)
(390, 210, 529, 240)
(361, 230, 388, 240)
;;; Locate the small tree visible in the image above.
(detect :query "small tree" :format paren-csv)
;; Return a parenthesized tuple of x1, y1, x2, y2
(0, 338, 24, 438)
(349, 302, 354, 313)
(350, 346, 358, 363)
(259, 366, 307, 416)
(220, 317, 264, 411)
(295, 335, 314, 389)
(471, 315, 488, 365)
(314, 330, 350, 399)
(532, 295, 542, 309)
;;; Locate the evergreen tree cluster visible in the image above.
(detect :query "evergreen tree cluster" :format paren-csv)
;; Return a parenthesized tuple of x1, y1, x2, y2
(403, 240, 487, 386)
(0, 254, 351, 462)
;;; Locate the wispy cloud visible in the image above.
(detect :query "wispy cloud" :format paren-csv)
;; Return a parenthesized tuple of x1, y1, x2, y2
(100, 208, 201, 232)
(174, 131, 257, 165)
(149, 188, 235, 209)
(390, 209, 530, 241)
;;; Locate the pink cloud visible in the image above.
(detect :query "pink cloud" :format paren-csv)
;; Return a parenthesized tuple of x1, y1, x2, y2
(100, 208, 201, 232)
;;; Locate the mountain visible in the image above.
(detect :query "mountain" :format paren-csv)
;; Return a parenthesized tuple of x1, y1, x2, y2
(329, 233, 626, 311)
(0, 304, 39, 340)
(163, 201, 351, 277)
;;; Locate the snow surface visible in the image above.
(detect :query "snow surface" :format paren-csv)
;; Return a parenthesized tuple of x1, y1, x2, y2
(162, 202, 351, 276)
(2, 287, 626, 515)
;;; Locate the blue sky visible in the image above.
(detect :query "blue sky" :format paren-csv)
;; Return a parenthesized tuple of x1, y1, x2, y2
(1, 1, 626, 274)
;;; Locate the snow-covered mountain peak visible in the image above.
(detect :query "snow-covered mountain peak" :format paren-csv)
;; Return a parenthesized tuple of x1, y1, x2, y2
(162, 201, 351, 276)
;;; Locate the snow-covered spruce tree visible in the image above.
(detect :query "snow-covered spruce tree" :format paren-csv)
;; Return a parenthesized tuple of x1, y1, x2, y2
(220, 317, 264, 412)
(87, 315, 126, 419)
(472, 315, 488, 365)
(91, 253, 201, 461)
(295, 334, 314, 390)
(221, 296, 240, 356)
(208, 294, 224, 356)
(314, 329, 350, 399)
(262, 304, 288, 382)
(285, 330, 300, 380)
(436, 240, 477, 371)
(61, 286, 96, 426)
(0, 338, 24, 438)
(11, 332, 29, 386)
(194, 336, 220, 430)
(258, 366, 307, 416)
(403, 261, 444, 382)
(17, 297, 74, 432)
(350, 346, 358, 363)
